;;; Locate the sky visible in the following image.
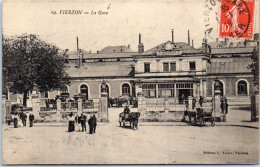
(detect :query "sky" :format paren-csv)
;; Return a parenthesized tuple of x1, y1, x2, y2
(2, 0, 259, 52)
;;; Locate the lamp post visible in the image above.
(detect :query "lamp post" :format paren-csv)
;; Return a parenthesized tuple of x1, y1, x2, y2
(136, 79, 143, 97)
(6, 81, 13, 100)
(213, 78, 222, 121)
(100, 79, 108, 122)
(215, 78, 220, 91)
(101, 79, 107, 93)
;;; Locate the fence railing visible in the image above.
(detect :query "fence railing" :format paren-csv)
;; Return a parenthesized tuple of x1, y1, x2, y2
(82, 100, 94, 109)
(40, 98, 57, 111)
(61, 101, 78, 111)
(39, 98, 100, 114)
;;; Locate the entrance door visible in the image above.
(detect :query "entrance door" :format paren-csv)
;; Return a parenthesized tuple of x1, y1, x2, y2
(178, 89, 193, 104)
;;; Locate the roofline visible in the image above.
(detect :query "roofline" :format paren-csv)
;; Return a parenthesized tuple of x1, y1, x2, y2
(132, 53, 207, 58)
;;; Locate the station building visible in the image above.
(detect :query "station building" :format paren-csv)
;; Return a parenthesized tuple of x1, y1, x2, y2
(6, 32, 259, 106)
(48, 33, 258, 105)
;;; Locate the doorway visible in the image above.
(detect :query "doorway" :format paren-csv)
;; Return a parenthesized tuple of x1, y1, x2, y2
(178, 89, 193, 104)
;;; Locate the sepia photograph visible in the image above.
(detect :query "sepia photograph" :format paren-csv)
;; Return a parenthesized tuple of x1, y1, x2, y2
(1, 0, 260, 164)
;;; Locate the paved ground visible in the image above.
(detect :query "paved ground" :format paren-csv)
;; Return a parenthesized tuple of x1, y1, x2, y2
(2, 107, 259, 164)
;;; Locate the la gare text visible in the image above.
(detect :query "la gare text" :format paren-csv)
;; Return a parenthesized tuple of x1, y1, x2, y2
(59, 10, 108, 15)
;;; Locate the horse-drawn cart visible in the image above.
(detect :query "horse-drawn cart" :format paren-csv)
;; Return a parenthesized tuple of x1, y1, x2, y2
(185, 107, 215, 127)
(119, 112, 140, 130)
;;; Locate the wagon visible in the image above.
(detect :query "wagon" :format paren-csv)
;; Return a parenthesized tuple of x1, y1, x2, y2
(186, 107, 215, 127)
(119, 112, 140, 130)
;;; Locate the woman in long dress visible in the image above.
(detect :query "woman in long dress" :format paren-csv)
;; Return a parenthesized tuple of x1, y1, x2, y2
(13, 114, 18, 128)
(17, 113, 23, 127)
(68, 112, 75, 132)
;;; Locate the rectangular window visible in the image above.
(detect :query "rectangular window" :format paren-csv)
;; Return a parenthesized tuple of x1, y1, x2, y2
(189, 61, 196, 70)
(158, 84, 175, 98)
(170, 62, 176, 72)
(142, 84, 156, 98)
(163, 63, 169, 72)
(144, 63, 150, 73)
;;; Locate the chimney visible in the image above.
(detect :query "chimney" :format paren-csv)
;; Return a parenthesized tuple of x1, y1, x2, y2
(172, 29, 174, 43)
(204, 31, 207, 44)
(188, 30, 190, 45)
(81, 51, 84, 60)
(192, 39, 194, 48)
(139, 33, 141, 44)
(202, 38, 207, 53)
(77, 37, 80, 67)
(138, 33, 144, 54)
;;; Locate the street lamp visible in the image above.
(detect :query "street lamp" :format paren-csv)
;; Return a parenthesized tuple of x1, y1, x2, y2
(138, 78, 142, 88)
(6, 81, 13, 100)
(215, 78, 220, 91)
(101, 79, 107, 93)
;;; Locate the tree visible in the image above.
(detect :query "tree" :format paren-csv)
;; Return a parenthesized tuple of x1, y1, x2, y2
(2, 34, 70, 106)
(249, 46, 259, 90)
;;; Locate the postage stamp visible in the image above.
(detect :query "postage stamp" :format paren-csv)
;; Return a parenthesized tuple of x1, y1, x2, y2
(219, 0, 255, 39)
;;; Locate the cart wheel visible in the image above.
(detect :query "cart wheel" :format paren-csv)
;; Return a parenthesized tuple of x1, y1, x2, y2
(203, 119, 206, 126)
(211, 118, 215, 127)
(199, 118, 203, 127)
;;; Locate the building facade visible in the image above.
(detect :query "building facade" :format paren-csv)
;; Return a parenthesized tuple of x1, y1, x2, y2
(6, 34, 259, 105)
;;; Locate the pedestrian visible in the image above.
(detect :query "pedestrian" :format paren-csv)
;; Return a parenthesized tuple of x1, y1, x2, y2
(68, 112, 75, 132)
(29, 113, 34, 127)
(225, 98, 228, 114)
(17, 113, 23, 127)
(74, 114, 80, 131)
(93, 115, 97, 133)
(13, 113, 18, 128)
(80, 113, 87, 132)
(88, 116, 93, 134)
(23, 113, 27, 126)
(199, 96, 203, 107)
(123, 105, 130, 120)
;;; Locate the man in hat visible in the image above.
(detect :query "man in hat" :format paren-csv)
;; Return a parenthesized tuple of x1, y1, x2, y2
(123, 105, 130, 120)
(88, 116, 94, 134)
(29, 113, 34, 127)
(80, 113, 87, 132)
(22, 113, 27, 126)
(93, 115, 97, 133)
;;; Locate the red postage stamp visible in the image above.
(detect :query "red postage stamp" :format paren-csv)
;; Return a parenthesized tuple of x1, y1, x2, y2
(219, 0, 255, 39)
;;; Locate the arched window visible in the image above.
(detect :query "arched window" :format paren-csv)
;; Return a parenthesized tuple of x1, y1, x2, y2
(238, 81, 248, 95)
(122, 83, 130, 96)
(80, 84, 88, 99)
(214, 81, 224, 97)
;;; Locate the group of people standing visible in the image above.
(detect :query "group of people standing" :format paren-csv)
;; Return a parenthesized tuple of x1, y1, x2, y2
(68, 112, 97, 134)
(12, 111, 34, 128)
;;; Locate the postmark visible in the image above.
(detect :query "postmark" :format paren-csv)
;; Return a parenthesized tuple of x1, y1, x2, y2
(219, 0, 255, 39)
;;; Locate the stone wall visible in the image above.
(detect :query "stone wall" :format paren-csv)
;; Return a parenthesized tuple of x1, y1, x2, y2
(138, 97, 186, 122)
